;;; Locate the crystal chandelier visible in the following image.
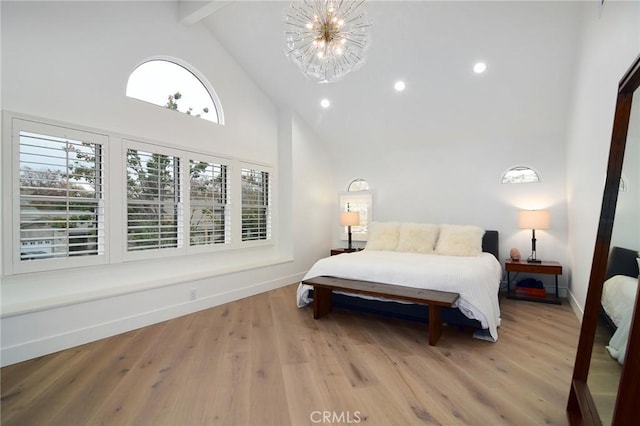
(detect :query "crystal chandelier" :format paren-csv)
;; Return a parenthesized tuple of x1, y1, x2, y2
(284, 0, 372, 83)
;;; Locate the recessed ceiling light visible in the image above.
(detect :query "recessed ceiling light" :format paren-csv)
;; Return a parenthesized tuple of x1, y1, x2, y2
(320, 98, 330, 108)
(473, 62, 487, 74)
(394, 81, 406, 92)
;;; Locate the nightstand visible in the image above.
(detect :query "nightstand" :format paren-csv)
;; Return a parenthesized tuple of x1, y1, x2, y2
(330, 248, 363, 256)
(505, 259, 562, 304)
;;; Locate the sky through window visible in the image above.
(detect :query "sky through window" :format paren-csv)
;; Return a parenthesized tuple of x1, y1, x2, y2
(126, 59, 219, 123)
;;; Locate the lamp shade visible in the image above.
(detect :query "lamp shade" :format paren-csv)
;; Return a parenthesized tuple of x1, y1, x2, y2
(519, 210, 550, 230)
(340, 211, 360, 227)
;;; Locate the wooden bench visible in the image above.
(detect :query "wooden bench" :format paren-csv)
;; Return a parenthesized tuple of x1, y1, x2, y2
(302, 276, 460, 346)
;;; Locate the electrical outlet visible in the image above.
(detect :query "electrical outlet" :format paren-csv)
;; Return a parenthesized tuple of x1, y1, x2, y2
(190, 288, 197, 301)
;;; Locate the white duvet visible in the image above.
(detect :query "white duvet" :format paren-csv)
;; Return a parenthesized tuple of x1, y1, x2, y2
(602, 274, 639, 364)
(297, 250, 502, 341)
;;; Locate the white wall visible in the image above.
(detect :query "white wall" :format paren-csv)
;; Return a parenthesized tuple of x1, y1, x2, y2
(331, 132, 571, 294)
(278, 109, 335, 269)
(0, 1, 333, 366)
(0, 1, 3, 283)
(329, 43, 578, 295)
(565, 0, 640, 316)
(611, 127, 639, 252)
(322, 2, 589, 299)
(291, 113, 335, 261)
(611, 79, 640, 251)
(330, 1, 640, 303)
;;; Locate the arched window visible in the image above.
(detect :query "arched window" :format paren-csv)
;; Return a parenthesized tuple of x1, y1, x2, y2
(126, 58, 224, 124)
(341, 178, 372, 244)
(347, 178, 370, 191)
(501, 166, 540, 184)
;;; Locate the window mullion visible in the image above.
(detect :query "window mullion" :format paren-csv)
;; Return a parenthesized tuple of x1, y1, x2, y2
(179, 154, 188, 250)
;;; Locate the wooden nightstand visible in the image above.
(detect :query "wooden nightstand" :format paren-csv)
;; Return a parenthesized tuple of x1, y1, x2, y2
(505, 259, 562, 304)
(330, 248, 363, 256)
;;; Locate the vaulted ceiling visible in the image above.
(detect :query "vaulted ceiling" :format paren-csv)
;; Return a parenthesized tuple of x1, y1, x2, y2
(185, 1, 584, 155)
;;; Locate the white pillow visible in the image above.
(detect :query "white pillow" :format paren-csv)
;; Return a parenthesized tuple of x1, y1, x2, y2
(365, 222, 400, 251)
(435, 224, 485, 257)
(396, 223, 439, 254)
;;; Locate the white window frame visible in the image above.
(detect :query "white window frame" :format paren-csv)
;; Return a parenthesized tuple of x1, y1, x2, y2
(240, 164, 272, 244)
(6, 117, 110, 274)
(347, 178, 370, 192)
(126, 56, 225, 125)
(338, 191, 372, 242)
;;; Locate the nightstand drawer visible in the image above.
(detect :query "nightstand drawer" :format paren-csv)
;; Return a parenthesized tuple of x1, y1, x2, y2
(505, 260, 562, 275)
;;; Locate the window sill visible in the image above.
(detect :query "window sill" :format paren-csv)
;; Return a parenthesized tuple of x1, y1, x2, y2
(1, 253, 293, 318)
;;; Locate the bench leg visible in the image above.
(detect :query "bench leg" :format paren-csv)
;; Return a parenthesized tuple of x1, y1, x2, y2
(313, 286, 333, 319)
(428, 305, 442, 346)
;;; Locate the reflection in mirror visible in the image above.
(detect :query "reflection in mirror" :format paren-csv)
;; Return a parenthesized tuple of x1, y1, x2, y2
(587, 88, 640, 425)
(568, 54, 640, 426)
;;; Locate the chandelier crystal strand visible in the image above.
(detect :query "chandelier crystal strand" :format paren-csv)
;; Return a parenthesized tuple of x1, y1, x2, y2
(284, 0, 372, 83)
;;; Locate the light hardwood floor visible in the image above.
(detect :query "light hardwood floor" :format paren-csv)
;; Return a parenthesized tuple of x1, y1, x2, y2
(587, 316, 623, 425)
(1, 284, 580, 425)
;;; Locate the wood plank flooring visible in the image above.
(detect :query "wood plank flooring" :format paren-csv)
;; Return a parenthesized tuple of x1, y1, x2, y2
(587, 316, 623, 425)
(1, 284, 581, 425)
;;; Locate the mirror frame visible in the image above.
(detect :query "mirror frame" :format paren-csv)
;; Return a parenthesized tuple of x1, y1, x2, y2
(567, 54, 640, 425)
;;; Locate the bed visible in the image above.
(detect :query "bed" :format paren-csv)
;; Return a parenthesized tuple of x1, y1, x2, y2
(601, 246, 640, 363)
(297, 224, 502, 342)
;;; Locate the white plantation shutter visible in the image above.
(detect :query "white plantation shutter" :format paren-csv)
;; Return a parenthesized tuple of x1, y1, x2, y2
(189, 160, 230, 245)
(126, 148, 181, 251)
(19, 130, 104, 261)
(241, 168, 271, 241)
(8, 115, 280, 275)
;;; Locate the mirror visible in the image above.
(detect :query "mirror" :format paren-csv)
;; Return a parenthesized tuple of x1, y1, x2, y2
(586, 87, 639, 425)
(567, 55, 640, 425)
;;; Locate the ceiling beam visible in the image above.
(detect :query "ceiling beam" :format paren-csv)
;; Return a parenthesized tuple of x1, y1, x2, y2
(178, 1, 231, 25)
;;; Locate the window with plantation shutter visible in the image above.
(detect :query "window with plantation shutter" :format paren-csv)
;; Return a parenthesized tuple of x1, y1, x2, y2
(19, 130, 104, 261)
(7, 114, 279, 276)
(126, 148, 181, 251)
(189, 160, 230, 246)
(241, 168, 271, 241)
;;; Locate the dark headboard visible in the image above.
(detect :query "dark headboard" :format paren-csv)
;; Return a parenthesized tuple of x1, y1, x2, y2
(482, 230, 499, 261)
(605, 246, 639, 280)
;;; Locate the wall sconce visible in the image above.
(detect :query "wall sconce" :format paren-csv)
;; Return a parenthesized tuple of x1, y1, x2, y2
(519, 210, 550, 263)
(340, 208, 360, 251)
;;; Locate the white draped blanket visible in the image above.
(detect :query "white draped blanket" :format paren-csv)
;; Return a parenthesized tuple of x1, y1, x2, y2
(297, 250, 502, 341)
(602, 274, 639, 364)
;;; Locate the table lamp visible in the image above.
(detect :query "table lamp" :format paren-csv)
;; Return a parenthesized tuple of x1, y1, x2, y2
(519, 210, 550, 263)
(340, 209, 360, 251)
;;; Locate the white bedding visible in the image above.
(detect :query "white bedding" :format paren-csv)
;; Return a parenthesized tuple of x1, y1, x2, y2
(602, 274, 639, 364)
(297, 250, 502, 341)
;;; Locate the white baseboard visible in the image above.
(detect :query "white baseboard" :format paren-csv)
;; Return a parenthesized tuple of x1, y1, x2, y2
(1, 272, 306, 367)
(567, 289, 584, 323)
